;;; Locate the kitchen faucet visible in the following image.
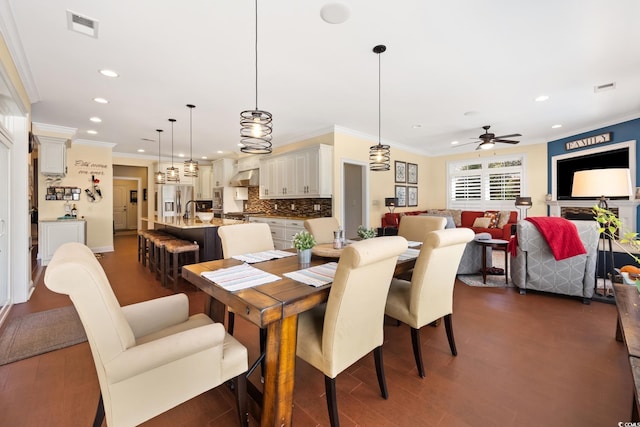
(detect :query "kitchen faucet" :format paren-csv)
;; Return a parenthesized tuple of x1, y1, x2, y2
(183, 200, 196, 220)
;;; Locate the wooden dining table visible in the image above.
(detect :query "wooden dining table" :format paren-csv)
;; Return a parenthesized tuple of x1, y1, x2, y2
(182, 247, 417, 427)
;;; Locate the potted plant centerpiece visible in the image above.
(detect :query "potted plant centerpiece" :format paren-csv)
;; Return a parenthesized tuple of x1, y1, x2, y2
(293, 230, 316, 264)
(357, 225, 377, 239)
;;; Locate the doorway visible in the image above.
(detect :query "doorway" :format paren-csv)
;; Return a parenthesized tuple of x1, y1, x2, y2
(341, 160, 369, 239)
(113, 177, 141, 232)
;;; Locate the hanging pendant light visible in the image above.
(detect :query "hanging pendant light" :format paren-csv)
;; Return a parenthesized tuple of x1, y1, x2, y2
(369, 44, 391, 171)
(155, 129, 166, 184)
(240, 0, 272, 154)
(184, 104, 199, 177)
(166, 118, 180, 182)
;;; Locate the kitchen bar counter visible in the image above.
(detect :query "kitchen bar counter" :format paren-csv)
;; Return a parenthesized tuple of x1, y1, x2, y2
(144, 216, 244, 229)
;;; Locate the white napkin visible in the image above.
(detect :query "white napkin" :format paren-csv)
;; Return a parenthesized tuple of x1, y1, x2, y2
(284, 262, 338, 287)
(201, 263, 281, 291)
(231, 249, 296, 264)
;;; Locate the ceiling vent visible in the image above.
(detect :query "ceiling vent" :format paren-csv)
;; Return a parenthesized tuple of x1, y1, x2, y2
(594, 82, 616, 93)
(66, 10, 99, 38)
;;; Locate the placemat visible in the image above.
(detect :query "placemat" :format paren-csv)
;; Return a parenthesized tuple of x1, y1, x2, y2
(231, 249, 296, 264)
(284, 262, 338, 287)
(201, 263, 281, 291)
(398, 248, 420, 261)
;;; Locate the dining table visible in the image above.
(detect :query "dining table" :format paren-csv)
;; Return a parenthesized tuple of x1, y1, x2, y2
(182, 245, 418, 427)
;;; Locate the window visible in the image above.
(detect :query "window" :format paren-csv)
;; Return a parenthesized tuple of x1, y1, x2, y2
(448, 155, 525, 210)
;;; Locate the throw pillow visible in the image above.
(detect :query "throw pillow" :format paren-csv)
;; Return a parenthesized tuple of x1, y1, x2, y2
(483, 211, 499, 228)
(472, 217, 492, 228)
(420, 213, 456, 229)
(496, 210, 512, 228)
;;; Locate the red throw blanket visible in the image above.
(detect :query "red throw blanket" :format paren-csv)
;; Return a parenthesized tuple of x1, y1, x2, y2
(524, 217, 587, 261)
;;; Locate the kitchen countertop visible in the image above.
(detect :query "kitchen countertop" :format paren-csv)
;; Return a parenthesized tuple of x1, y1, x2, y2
(143, 216, 244, 229)
(243, 214, 323, 221)
(39, 217, 86, 222)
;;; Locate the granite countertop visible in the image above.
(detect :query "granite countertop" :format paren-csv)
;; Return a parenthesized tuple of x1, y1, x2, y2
(39, 217, 86, 222)
(246, 214, 321, 221)
(143, 216, 244, 229)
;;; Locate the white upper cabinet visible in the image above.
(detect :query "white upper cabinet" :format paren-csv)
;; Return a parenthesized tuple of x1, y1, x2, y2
(39, 136, 68, 176)
(212, 158, 234, 187)
(237, 156, 260, 172)
(259, 144, 333, 199)
(195, 165, 212, 199)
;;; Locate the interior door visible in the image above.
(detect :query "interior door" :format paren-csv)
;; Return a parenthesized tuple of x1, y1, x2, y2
(343, 162, 366, 239)
(0, 139, 9, 311)
(113, 185, 127, 230)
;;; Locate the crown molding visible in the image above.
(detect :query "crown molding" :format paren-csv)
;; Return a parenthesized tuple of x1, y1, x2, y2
(74, 138, 117, 148)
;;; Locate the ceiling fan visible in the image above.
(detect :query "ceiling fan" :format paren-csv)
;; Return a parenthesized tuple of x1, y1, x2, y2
(460, 125, 522, 150)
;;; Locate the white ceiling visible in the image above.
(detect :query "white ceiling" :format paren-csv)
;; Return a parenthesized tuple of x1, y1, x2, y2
(3, 0, 640, 159)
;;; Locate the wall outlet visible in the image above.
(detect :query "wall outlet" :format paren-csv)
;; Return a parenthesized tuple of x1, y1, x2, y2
(291, 203, 295, 210)
(314, 204, 320, 211)
(274, 203, 278, 210)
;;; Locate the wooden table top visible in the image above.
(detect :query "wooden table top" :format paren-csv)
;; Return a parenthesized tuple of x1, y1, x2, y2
(613, 283, 640, 358)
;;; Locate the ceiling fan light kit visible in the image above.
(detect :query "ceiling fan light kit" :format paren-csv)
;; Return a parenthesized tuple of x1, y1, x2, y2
(369, 44, 391, 172)
(456, 125, 522, 150)
(184, 104, 199, 177)
(240, 0, 273, 154)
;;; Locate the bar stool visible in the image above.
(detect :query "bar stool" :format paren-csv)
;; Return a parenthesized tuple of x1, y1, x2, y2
(138, 230, 169, 267)
(162, 239, 200, 291)
(150, 234, 180, 278)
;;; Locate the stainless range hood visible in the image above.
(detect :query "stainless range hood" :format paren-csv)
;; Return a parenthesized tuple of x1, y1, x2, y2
(229, 168, 259, 187)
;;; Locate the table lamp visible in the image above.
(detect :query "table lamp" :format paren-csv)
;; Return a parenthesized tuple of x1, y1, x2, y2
(385, 197, 397, 213)
(571, 168, 633, 208)
(514, 196, 532, 219)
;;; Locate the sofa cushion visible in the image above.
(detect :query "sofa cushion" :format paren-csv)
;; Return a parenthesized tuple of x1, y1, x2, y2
(426, 209, 461, 227)
(473, 217, 492, 228)
(421, 213, 455, 229)
(483, 211, 499, 228)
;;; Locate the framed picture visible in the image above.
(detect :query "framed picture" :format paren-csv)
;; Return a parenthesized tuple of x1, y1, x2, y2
(130, 190, 138, 203)
(395, 185, 407, 207)
(407, 186, 418, 207)
(407, 163, 418, 184)
(395, 161, 406, 183)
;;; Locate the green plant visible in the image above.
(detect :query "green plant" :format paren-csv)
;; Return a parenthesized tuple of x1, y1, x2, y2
(293, 230, 316, 250)
(593, 205, 640, 264)
(357, 225, 377, 239)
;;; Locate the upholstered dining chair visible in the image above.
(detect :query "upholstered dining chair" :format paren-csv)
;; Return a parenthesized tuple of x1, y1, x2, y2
(397, 215, 447, 242)
(304, 217, 340, 244)
(44, 242, 248, 427)
(296, 236, 408, 427)
(385, 228, 474, 378)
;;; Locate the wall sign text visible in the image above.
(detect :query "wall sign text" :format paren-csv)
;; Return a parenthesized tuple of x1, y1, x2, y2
(565, 132, 612, 151)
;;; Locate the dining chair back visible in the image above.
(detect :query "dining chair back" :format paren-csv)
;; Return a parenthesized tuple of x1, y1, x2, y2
(218, 222, 275, 258)
(44, 242, 249, 427)
(397, 215, 447, 242)
(304, 217, 340, 244)
(296, 236, 408, 427)
(385, 227, 474, 377)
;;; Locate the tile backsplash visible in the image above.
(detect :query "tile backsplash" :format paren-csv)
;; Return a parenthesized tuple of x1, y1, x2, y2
(244, 187, 332, 217)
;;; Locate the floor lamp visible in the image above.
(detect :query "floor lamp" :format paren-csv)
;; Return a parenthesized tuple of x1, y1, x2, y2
(571, 168, 633, 299)
(515, 196, 532, 219)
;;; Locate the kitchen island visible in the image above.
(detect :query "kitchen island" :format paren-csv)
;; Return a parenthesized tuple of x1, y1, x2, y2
(143, 216, 243, 261)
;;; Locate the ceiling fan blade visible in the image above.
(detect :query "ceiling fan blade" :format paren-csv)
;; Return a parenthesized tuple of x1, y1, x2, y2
(494, 133, 522, 139)
(494, 139, 520, 144)
(454, 140, 480, 147)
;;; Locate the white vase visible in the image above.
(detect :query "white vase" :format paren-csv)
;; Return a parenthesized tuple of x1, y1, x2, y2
(298, 248, 312, 265)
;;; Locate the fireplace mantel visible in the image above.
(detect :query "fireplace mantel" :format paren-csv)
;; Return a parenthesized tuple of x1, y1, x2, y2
(546, 199, 640, 231)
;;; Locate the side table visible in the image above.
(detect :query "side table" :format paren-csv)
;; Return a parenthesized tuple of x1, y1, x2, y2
(476, 238, 509, 285)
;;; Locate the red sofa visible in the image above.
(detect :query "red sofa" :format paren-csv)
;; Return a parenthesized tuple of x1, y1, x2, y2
(382, 209, 517, 240)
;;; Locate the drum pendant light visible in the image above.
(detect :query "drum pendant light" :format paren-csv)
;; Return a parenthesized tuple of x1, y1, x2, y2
(240, 0, 273, 154)
(166, 118, 180, 182)
(184, 104, 199, 177)
(155, 129, 165, 184)
(369, 44, 391, 171)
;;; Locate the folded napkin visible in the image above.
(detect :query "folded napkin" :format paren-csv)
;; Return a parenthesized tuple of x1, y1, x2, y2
(231, 250, 296, 264)
(406, 240, 422, 248)
(398, 248, 420, 261)
(201, 263, 280, 291)
(284, 262, 338, 287)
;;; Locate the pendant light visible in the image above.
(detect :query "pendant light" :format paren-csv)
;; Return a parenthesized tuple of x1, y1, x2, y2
(155, 129, 165, 184)
(240, 0, 272, 154)
(166, 118, 180, 182)
(184, 104, 199, 177)
(369, 44, 391, 171)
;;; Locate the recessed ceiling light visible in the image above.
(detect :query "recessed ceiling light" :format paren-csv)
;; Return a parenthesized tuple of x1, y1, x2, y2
(217, 151, 223, 154)
(178, 153, 185, 158)
(412, 124, 422, 129)
(137, 149, 145, 153)
(201, 156, 208, 159)
(99, 69, 119, 78)
(89, 117, 102, 123)
(87, 130, 97, 135)
(535, 95, 549, 102)
(93, 97, 108, 104)
(552, 124, 562, 129)
(237, 143, 244, 147)
(463, 111, 479, 116)
(320, 3, 351, 24)
(451, 141, 459, 145)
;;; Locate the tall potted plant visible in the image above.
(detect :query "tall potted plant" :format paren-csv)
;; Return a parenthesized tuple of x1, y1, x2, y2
(293, 230, 316, 264)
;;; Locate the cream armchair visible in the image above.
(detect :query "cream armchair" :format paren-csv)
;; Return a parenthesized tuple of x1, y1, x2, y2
(304, 217, 340, 244)
(44, 242, 249, 427)
(510, 219, 599, 303)
(385, 228, 474, 377)
(296, 236, 408, 427)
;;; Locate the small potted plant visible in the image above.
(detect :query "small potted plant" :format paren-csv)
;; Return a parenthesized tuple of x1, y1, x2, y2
(293, 230, 316, 264)
(357, 225, 377, 239)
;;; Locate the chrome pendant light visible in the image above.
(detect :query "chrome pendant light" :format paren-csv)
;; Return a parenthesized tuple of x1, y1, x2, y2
(369, 44, 391, 171)
(184, 104, 199, 177)
(166, 118, 180, 182)
(240, 0, 272, 154)
(155, 129, 166, 184)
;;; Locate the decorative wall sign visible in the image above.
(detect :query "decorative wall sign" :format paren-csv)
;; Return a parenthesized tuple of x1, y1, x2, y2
(564, 132, 612, 151)
(395, 161, 406, 183)
(407, 163, 418, 184)
(407, 186, 418, 207)
(45, 186, 81, 201)
(395, 185, 406, 207)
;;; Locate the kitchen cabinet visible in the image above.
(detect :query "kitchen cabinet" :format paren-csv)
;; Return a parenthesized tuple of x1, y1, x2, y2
(259, 144, 333, 199)
(237, 156, 260, 172)
(195, 165, 212, 199)
(39, 219, 86, 265)
(212, 158, 234, 187)
(248, 217, 305, 250)
(39, 136, 68, 176)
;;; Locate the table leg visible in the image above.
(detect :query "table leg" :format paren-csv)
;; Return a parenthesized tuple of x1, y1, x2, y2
(504, 249, 509, 285)
(261, 315, 298, 427)
(204, 295, 227, 325)
(481, 245, 488, 284)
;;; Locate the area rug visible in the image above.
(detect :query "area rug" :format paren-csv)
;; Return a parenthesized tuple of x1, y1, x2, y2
(458, 250, 513, 288)
(0, 306, 87, 366)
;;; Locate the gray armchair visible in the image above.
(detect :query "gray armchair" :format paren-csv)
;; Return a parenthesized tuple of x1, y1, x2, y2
(510, 219, 599, 303)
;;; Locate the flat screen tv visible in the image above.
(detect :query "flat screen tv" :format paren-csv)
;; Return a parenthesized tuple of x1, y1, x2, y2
(556, 147, 629, 200)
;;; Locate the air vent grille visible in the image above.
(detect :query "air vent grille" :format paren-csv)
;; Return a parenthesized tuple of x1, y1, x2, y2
(594, 82, 616, 93)
(66, 10, 99, 38)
